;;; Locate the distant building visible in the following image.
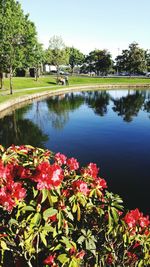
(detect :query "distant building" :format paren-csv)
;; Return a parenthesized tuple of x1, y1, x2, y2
(44, 65, 57, 73)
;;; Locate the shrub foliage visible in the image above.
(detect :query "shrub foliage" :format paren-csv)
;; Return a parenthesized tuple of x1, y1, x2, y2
(0, 145, 149, 266)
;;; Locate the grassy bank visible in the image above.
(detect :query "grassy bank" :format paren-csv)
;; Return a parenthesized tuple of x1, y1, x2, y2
(2, 75, 150, 90)
(0, 75, 150, 105)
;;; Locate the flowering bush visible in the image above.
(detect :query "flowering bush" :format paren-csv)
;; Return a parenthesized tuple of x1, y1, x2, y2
(0, 145, 149, 267)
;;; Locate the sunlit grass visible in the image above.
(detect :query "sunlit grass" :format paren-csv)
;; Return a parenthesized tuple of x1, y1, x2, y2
(0, 75, 150, 105)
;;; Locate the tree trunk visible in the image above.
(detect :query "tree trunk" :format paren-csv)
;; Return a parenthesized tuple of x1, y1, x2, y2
(9, 66, 13, 94)
(0, 72, 4, 89)
(35, 67, 38, 81)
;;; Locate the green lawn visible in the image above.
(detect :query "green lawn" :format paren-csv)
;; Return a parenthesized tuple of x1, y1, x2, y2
(2, 75, 150, 90)
(0, 75, 150, 105)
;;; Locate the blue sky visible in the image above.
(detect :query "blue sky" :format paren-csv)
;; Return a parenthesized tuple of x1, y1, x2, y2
(18, 0, 150, 58)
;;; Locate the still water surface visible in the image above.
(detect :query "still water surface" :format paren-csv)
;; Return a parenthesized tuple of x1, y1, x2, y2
(0, 89, 150, 213)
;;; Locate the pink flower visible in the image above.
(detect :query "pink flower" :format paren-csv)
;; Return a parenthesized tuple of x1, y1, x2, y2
(81, 163, 99, 179)
(54, 152, 67, 166)
(139, 216, 149, 228)
(61, 189, 70, 197)
(76, 250, 85, 259)
(33, 162, 64, 190)
(67, 157, 79, 171)
(124, 208, 149, 229)
(43, 254, 56, 265)
(72, 180, 89, 195)
(94, 177, 107, 190)
(0, 161, 15, 184)
(16, 165, 31, 179)
(0, 181, 26, 211)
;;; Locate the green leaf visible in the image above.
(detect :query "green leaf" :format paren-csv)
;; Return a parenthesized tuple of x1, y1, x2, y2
(31, 213, 41, 226)
(43, 208, 57, 221)
(21, 205, 35, 212)
(41, 189, 48, 203)
(0, 241, 9, 251)
(57, 254, 69, 264)
(9, 218, 18, 226)
(77, 235, 85, 244)
(33, 187, 38, 198)
(77, 204, 81, 221)
(43, 225, 54, 232)
(58, 211, 62, 229)
(61, 236, 72, 248)
(69, 259, 79, 267)
(66, 211, 74, 221)
(53, 227, 58, 238)
(40, 232, 47, 246)
(72, 203, 77, 213)
(111, 207, 119, 223)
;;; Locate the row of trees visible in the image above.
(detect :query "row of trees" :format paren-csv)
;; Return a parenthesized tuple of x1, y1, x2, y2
(1, 1, 150, 94)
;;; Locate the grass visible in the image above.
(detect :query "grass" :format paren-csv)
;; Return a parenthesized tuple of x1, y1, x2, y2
(0, 75, 150, 105)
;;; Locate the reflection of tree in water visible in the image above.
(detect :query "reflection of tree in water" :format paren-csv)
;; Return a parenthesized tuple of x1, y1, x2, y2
(46, 93, 84, 129)
(0, 110, 48, 148)
(85, 91, 110, 116)
(144, 100, 150, 118)
(112, 91, 145, 122)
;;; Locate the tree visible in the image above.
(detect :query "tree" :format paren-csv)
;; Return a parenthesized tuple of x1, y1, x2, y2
(0, 0, 38, 93)
(112, 91, 145, 122)
(115, 42, 147, 75)
(66, 47, 85, 74)
(145, 50, 150, 72)
(85, 49, 112, 75)
(46, 36, 69, 75)
(29, 42, 45, 81)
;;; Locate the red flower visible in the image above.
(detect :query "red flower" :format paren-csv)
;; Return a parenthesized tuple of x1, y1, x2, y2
(47, 214, 57, 222)
(81, 163, 99, 179)
(94, 177, 107, 190)
(124, 208, 150, 229)
(61, 189, 70, 197)
(54, 152, 67, 166)
(0, 181, 26, 211)
(76, 250, 85, 259)
(33, 162, 64, 190)
(72, 180, 89, 195)
(106, 253, 114, 265)
(0, 161, 15, 184)
(139, 215, 150, 228)
(69, 247, 76, 255)
(127, 252, 138, 263)
(16, 165, 31, 179)
(67, 157, 79, 171)
(132, 242, 140, 249)
(43, 254, 56, 265)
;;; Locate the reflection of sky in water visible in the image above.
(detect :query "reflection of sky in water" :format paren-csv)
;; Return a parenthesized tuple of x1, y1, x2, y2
(1, 89, 150, 213)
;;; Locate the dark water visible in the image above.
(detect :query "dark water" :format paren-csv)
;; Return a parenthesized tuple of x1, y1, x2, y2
(0, 89, 150, 214)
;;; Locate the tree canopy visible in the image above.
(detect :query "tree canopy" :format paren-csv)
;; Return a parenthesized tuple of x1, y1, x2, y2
(0, 0, 38, 93)
(115, 42, 147, 75)
(45, 36, 69, 73)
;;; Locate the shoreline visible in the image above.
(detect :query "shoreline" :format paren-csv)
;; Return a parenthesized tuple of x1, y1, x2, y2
(0, 83, 150, 117)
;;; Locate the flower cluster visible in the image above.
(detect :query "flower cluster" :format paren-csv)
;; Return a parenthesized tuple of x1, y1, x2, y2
(0, 160, 26, 211)
(124, 208, 149, 231)
(0, 145, 149, 267)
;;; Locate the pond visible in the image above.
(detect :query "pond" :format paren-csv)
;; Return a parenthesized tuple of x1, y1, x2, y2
(0, 89, 150, 214)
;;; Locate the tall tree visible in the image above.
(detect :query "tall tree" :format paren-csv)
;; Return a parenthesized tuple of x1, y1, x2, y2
(66, 47, 85, 74)
(145, 50, 150, 72)
(115, 42, 147, 75)
(46, 36, 69, 75)
(0, 0, 38, 93)
(85, 49, 112, 75)
(29, 42, 45, 81)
